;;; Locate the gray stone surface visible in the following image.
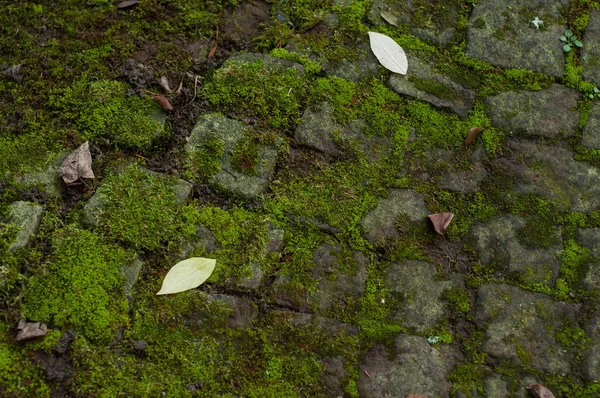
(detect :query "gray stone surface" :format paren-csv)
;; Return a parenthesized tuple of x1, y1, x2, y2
(321, 356, 348, 397)
(582, 102, 600, 149)
(274, 310, 359, 336)
(502, 140, 600, 213)
(186, 113, 278, 199)
(470, 214, 562, 286)
(237, 262, 264, 290)
(575, 228, 600, 290)
(466, 0, 569, 77)
(583, 10, 600, 86)
(362, 189, 429, 244)
(207, 294, 258, 328)
(475, 283, 579, 374)
(121, 257, 142, 305)
(583, 310, 600, 381)
(328, 42, 380, 82)
(384, 260, 457, 333)
(437, 162, 487, 193)
(389, 55, 476, 117)
(294, 102, 341, 155)
(367, 0, 460, 46)
(485, 84, 580, 138)
(358, 334, 462, 398)
(7, 201, 44, 251)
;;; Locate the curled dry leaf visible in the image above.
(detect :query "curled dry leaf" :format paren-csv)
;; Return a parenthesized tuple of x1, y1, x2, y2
(59, 141, 95, 184)
(117, 0, 140, 9)
(152, 93, 173, 111)
(528, 384, 556, 398)
(158, 76, 172, 93)
(4, 64, 24, 84)
(464, 127, 483, 145)
(16, 319, 48, 342)
(368, 31, 408, 74)
(428, 213, 454, 234)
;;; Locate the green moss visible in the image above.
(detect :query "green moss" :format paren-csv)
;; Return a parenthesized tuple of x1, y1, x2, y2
(184, 133, 225, 180)
(448, 364, 485, 396)
(231, 134, 260, 176)
(24, 225, 132, 344)
(49, 80, 165, 151)
(270, 49, 322, 74)
(204, 60, 307, 131)
(408, 75, 459, 99)
(442, 287, 472, 314)
(559, 238, 590, 288)
(93, 164, 195, 251)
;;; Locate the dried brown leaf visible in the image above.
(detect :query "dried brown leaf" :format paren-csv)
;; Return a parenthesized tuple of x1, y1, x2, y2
(117, 0, 140, 8)
(152, 93, 173, 111)
(428, 213, 454, 235)
(464, 127, 483, 145)
(405, 395, 428, 398)
(208, 42, 217, 58)
(4, 64, 24, 84)
(59, 141, 95, 184)
(528, 384, 556, 398)
(16, 319, 48, 342)
(158, 76, 172, 93)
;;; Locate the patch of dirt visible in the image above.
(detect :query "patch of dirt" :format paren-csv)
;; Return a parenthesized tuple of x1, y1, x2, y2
(424, 239, 471, 274)
(221, 1, 271, 45)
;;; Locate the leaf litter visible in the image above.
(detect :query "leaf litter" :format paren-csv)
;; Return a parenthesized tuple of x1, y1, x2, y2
(156, 257, 217, 295)
(368, 31, 408, 74)
(59, 141, 95, 185)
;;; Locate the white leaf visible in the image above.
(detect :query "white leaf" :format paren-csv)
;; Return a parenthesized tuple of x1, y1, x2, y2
(156, 257, 216, 295)
(368, 31, 408, 75)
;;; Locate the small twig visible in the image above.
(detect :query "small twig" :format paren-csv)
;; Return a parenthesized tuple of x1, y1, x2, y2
(134, 153, 149, 161)
(183, 75, 199, 109)
(364, 370, 372, 378)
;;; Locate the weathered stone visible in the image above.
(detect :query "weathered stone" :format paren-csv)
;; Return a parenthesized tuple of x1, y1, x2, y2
(186, 113, 278, 199)
(225, 52, 305, 76)
(207, 294, 258, 328)
(583, 310, 600, 381)
(237, 262, 264, 290)
(470, 214, 562, 286)
(368, 0, 460, 46)
(385, 260, 458, 333)
(273, 310, 359, 335)
(358, 334, 462, 398)
(437, 162, 487, 194)
(361, 189, 429, 244)
(501, 140, 600, 213)
(221, 1, 270, 44)
(389, 55, 476, 117)
(475, 283, 579, 374)
(16, 319, 48, 342)
(321, 356, 348, 397)
(575, 228, 600, 290)
(485, 84, 580, 138)
(339, 119, 391, 163)
(582, 102, 600, 149)
(328, 42, 380, 82)
(294, 102, 341, 155)
(583, 10, 600, 86)
(8, 201, 44, 251)
(466, 0, 569, 77)
(121, 257, 142, 305)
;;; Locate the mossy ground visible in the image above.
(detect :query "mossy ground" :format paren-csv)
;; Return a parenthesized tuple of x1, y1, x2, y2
(1, 0, 600, 396)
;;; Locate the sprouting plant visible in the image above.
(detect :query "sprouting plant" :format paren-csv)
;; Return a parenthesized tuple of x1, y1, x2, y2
(589, 87, 600, 100)
(560, 29, 583, 52)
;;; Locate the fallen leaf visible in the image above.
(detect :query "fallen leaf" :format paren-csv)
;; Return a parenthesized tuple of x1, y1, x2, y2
(152, 93, 173, 111)
(464, 127, 483, 145)
(528, 384, 556, 398)
(59, 141, 95, 184)
(428, 213, 454, 234)
(405, 395, 428, 398)
(117, 0, 140, 8)
(380, 10, 399, 26)
(16, 319, 48, 342)
(156, 257, 217, 295)
(207, 42, 217, 58)
(368, 31, 408, 74)
(175, 81, 183, 95)
(158, 76, 172, 93)
(4, 64, 24, 84)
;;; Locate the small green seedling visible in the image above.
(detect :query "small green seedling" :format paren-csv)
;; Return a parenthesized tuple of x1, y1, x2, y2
(560, 30, 583, 52)
(589, 87, 600, 100)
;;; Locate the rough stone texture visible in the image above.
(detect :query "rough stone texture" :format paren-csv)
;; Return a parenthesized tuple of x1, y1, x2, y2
(384, 260, 458, 333)
(583, 10, 600, 86)
(273, 310, 359, 336)
(437, 162, 487, 194)
(121, 257, 142, 306)
(389, 55, 476, 117)
(321, 356, 348, 397)
(575, 228, 600, 290)
(501, 140, 600, 213)
(7, 201, 44, 251)
(475, 283, 579, 374)
(583, 310, 600, 382)
(339, 119, 391, 163)
(207, 294, 258, 328)
(367, 0, 461, 46)
(358, 334, 462, 398)
(19, 154, 65, 197)
(466, 0, 569, 77)
(294, 102, 341, 155)
(177, 224, 219, 260)
(470, 215, 562, 286)
(361, 189, 429, 244)
(237, 262, 264, 290)
(581, 102, 600, 149)
(186, 113, 278, 199)
(221, 1, 270, 44)
(328, 42, 380, 82)
(485, 84, 580, 138)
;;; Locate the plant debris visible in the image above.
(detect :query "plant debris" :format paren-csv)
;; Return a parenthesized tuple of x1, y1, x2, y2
(4, 64, 24, 84)
(380, 10, 399, 26)
(117, 0, 140, 9)
(157, 257, 217, 295)
(16, 319, 48, 342)
(428, 213, 454, 234)
(464, 127, 483, 145)
(368, 31, 408, 74)
(59, 141, 95, 185)
(152, 93, 173, 111)
(528, 384, 556, 398)
(158, 76, 173, 93)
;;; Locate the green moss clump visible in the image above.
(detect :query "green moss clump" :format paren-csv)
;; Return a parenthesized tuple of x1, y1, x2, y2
(185, 133, 225, 180)
(94, 164, 194, 251)
(442, 287, 472, 315)
(50, 80, 165, 151)
(24, 225, 132, 344)
(231, 135, 260, 176)
(270, 48, 322, 74)
(204, 60, 307, 131)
